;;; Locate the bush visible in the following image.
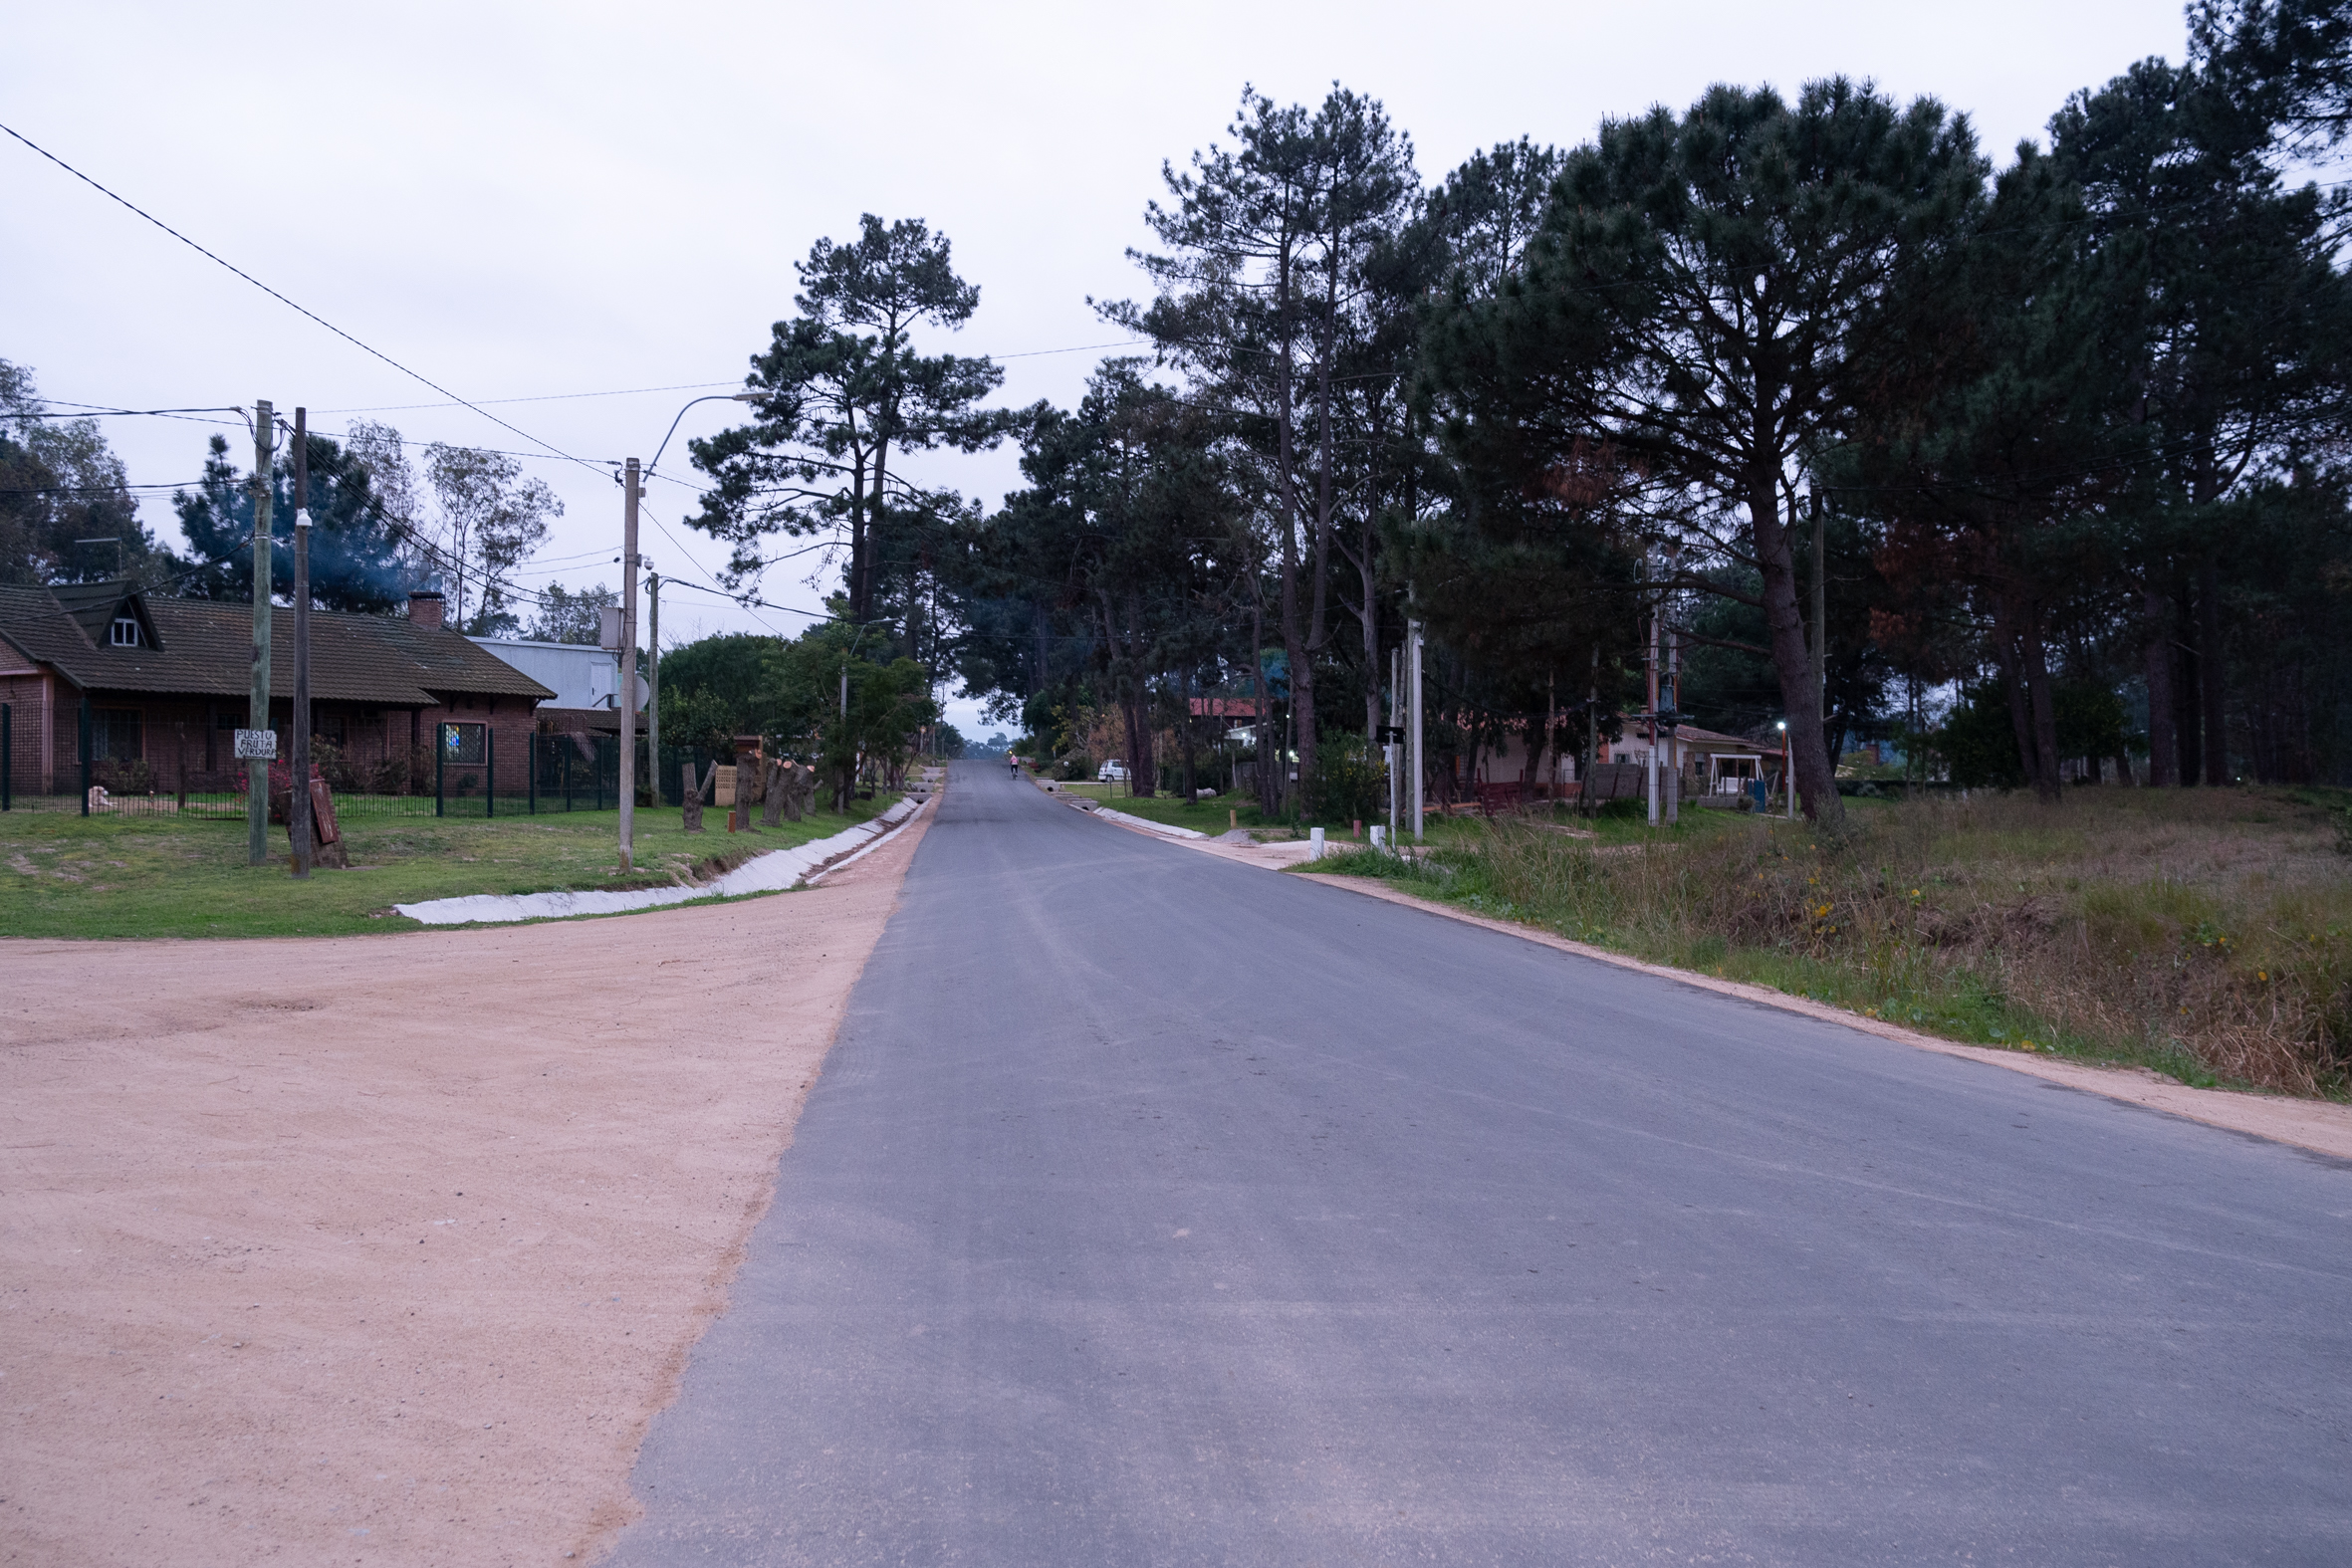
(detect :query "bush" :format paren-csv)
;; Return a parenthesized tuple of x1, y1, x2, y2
(370, 752, 411, 795)
(94, 758, 155, 795)
(1302, 737, 1386, 825)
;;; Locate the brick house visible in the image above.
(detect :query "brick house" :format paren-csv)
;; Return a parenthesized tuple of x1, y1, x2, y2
(0, 583, 552, 797)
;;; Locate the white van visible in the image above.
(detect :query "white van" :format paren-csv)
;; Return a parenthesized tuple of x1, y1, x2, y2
(1098, 760, 1128, 782)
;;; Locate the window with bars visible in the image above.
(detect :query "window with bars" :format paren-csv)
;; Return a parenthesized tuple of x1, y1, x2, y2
(440, 722, 486, 765)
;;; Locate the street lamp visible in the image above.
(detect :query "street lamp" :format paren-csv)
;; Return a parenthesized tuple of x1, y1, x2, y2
(648, 391, 764, 481)
(1776, 720, 1794, 820)
(615, 390, 761, 868)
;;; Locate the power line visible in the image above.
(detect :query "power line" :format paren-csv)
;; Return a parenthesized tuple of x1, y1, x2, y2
(0, 480, 205, 495)
(0, 118, 611, 482)
(11, 404, 247, 423)
(316, 381, 742, 415)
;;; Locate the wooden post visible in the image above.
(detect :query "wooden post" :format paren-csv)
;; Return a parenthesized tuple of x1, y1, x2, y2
(291, 406, 312, 877)
(646, 571, 660, 793)
(617, 458, 641, 868)
(247, 399, 273, 863)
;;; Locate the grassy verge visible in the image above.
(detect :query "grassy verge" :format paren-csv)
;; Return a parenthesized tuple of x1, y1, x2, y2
(1301, 787, 2352, 1098)
(1053, 783, 1254, 833)
(1053, 781, 1510, 847)
(0, 795, 898, 940)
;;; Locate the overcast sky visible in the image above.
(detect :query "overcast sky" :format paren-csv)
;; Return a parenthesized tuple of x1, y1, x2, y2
(6, 0, 2191, 738)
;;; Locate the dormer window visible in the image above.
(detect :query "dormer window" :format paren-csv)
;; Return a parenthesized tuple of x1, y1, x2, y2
(110, 615, 141, 648)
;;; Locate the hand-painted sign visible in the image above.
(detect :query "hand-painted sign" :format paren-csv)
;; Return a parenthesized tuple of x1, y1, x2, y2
(233, 729, 277, 760)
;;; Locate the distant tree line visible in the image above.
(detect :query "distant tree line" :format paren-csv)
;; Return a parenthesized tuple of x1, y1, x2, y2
(675, 2, 2352, 819)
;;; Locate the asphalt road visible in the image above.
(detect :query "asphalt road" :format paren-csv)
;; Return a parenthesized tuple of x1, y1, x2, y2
(607, 762, 2352, 1566)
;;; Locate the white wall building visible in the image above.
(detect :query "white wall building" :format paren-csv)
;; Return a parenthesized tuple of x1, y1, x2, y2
(467, 637, 642, 714)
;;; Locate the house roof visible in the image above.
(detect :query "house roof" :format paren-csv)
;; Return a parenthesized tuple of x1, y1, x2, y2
(0, 582, 553, 707)
(1607, 717, 1778, 754)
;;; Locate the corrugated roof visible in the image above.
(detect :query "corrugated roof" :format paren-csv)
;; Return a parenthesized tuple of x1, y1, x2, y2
(0, 583, 553, 706)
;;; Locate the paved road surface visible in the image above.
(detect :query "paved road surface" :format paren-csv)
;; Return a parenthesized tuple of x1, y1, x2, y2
(608, 762, 2352, 1565)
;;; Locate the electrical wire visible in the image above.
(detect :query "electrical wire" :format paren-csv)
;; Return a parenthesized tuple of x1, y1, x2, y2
(0, 118, 613, 483)
(12, 404, 248, 422)
(0, 480, 205, 495)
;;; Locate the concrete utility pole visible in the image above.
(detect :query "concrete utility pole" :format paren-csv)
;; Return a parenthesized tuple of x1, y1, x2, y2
(246, 399, 274, 866)
(1665, 614, 1681, 825)
(291, 407, 312, 878)
(1808, 490, 1827, 798)
(645, 568, 660, 780)
(1585, 642, 1599, 809)
(1386, 643, 1401, 843)
(617, 458, 642, 869)
(1646, 554, 1662, 829)
(1407, 615, 1425, 842)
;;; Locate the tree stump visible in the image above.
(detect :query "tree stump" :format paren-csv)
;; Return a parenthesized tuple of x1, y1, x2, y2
(681, 761, 708, 832)
(761, 759, 790, 828)
(732, 738, 764, 831)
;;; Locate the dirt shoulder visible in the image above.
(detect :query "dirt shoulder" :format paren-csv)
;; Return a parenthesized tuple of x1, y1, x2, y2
(0, 804, 932, 1566)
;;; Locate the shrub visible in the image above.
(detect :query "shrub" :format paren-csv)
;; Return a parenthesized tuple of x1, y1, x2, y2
(1302, 737, 1386, 825)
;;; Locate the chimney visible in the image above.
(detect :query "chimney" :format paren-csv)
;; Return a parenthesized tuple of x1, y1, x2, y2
(406, 590, 445, 630)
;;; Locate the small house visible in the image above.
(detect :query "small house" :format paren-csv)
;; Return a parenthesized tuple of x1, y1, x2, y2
(0, 583, 552, 797)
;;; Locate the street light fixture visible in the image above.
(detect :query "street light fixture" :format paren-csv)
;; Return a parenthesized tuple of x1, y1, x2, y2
(1776, 720, 1794, 820)
(647, 391, 763, 480)
(614, 390, 761, 869)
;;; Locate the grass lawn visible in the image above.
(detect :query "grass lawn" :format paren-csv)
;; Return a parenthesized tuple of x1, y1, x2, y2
(0, 795, 899, 940)
(1303, 786, 2352, 1098)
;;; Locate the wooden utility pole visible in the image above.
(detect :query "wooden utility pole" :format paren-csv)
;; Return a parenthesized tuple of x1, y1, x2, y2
(291, 407, 312, 878)
(246, 400, 274, 866)
(617, 458, 642, 868)
(645, 569, 660, 785)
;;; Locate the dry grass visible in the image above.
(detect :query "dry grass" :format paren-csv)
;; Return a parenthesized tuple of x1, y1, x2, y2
(1321, 788, 2352, 1097)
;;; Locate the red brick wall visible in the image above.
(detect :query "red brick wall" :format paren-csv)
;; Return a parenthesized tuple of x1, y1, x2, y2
(0, 681, 550, 801)
(0, 671, 53, 795)
(413, 696, 543, 797)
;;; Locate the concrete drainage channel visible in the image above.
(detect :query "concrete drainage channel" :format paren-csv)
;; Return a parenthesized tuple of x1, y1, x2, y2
(1036, 778, 1208, 841)
(392, 792, 932, 926)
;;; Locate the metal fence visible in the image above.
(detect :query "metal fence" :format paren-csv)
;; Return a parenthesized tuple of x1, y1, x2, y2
(0, 706, 730, 823)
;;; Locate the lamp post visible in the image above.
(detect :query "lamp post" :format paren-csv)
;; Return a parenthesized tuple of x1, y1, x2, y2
(647, 392, 764, 482)
(1777, 720, 1793, 820)
(614, 392, 761, 866)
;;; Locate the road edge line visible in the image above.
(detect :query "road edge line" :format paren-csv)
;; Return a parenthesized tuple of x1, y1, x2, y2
(1286, 861, 2352, 1163)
